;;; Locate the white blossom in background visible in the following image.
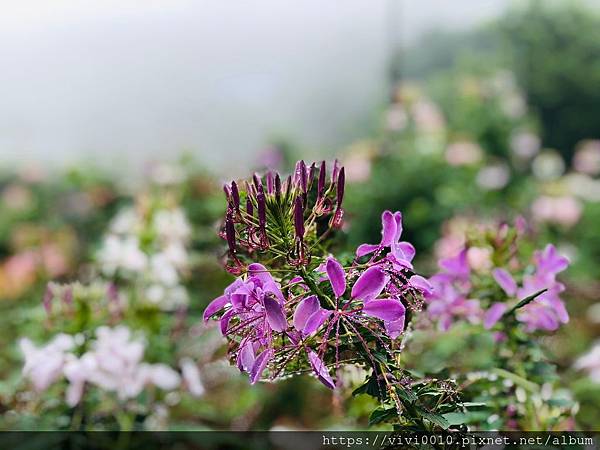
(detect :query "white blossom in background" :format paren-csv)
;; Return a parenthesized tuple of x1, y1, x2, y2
(97, 204, 192, 310)
(180, 358, 205, 397)
(20, 334, 75, 392)
(574, 343, 600, 383)
(476, 163, 510, 190)
(21, 326, 182, 406)
(98, 235, 148, 276)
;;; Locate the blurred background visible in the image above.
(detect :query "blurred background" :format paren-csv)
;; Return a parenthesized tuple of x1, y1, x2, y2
(1, 0, 515, 174)
(1, 0, 600, 432)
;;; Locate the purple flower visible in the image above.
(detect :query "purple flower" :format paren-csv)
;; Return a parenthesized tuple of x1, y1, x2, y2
(425, 274, 482, 331)
(356, 210, 416, 269)
(293, 295, 331, 336)
(308, 351, 335, 389)
(351, 266, 389, 302)
(203, 263, 289, 382)
(491, 246, 569, 332)
(484, 303, 508, 329)
(438, 249, 470, 283)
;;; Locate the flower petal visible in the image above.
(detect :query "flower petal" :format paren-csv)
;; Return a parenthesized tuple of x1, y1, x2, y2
(293, 295, 320, 332)
(307, 351, 335, 389)
(380, 210, 397, 246)
(362, 299, 406, 322)
(264, 296, 287, 332)
(326, 257, 346, 298)
(219, 309, 235, 335)
(237, 339, 256, 373)
(492, 268, 518, 296)
(303, 309, 332, 336)
(483, 302, 507, 329)
(394, 241, 416, 262)
(203, 295, 229, 322)
(356, 244, 379, 257)
(250, 349, 272, 384)
(384, 315, 406, 339)
(409, 275, 433, 296)
(393, 211, 403, 242)
(440, 249, 469, 280)
(351, 267, 389, 301)
(248, 263, 272, 284)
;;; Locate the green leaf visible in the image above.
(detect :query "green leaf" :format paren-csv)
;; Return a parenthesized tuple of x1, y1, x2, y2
(461, 402, 486, 408)
(369, 408, 397, 426)
(395, 386, 418, 403)
(352, 375, 382, 398)
(415, 407, 450, 430)
(442, 412, 468, 426)
(503, 288, 547, 317)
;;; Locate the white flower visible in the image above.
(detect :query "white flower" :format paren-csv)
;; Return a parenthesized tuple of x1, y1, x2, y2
(68, 326, 180, 402)
(150, 253, 180, 286)
(153, 209, 191, 243)
(98, 235, 148, 275)
(575, 343, 600, 383)
(180, 358, 204, 397)
(20, 334, 74, 392)
(144, 364, 181, 390)
(476, 164, 510, 190)
(63, 353, 96, 407)
(110, 208, 140, 235)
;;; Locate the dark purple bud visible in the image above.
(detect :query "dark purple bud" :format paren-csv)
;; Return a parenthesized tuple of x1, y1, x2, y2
(294, 196, 304, 240)
(336, 167, 345, 207)
(275, 173, 282, 200)
(266, 171, 274, 195)
(299, 160, 307, 193)
(257, 190, 266, 231)
(253, 173, 263, 192)
(231, 181, 240, 210)
(308, 162, 316, 189)
(318, 161, 326, 196)
(225, 211, 236, 253)
(284, 175, 292, 199)
(246, 197, 254, 217)
(293, 161, 302, 186)
(331, 159, 340, 184)
(223, 184, 231, 200)
(43, 285, 53, 314)
(331, 206, 344, 229)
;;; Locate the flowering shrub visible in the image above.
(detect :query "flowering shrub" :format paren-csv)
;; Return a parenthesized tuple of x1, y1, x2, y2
(13, 178, 207, 430)
(204, 160, 470, 430)
(415, 219, 576, 430)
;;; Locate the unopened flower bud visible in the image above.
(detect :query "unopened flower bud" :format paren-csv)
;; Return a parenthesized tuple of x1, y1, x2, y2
(294, 196, 305, 240)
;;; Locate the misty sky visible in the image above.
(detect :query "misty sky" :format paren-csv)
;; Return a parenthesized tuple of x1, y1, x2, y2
(0, 0, 510, 175)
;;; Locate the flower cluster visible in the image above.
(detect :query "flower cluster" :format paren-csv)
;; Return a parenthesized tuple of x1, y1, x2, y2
(97, 205, 192, 310)
(220, 160, 345, 273)
(425, 219, 570, 333)
(206, 172, 431, 390)
(19, 326, 197, 407)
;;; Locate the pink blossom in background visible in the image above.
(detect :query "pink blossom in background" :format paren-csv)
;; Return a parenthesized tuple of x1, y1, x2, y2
(531, 196, 583, 228)
(445, 140, 482, 166)
(510, 130, 540, 160)
(573, 140, 600, 176)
